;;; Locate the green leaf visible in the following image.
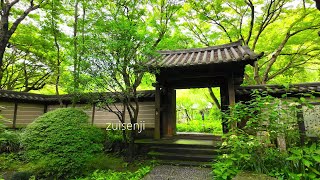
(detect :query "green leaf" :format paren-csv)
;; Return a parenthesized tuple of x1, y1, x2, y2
(312, 155, 320, 163)
(286, 156, 299, 161)
(302, 159, 313, 167)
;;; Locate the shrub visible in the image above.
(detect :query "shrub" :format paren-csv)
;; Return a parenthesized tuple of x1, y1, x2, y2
(285, 144, 320, 179)
(104, 130, 126, 153)
(21, 108, 104, 179)
(213, 132, 287, 180)
(0, 153, 25, 171)
(212, 92, 320, 180)
(0, 130, 21, 153)
(0, 118, 21, 153)
(10, 171, 32, 180)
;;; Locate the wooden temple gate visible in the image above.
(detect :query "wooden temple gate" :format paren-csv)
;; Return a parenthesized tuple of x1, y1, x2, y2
(147, 40, 263, 139)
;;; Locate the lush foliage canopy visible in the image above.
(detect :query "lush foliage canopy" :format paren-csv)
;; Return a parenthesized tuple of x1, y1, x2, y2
(0, 0, 318, 94)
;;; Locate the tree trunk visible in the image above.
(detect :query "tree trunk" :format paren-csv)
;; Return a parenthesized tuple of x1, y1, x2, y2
(0, 8, 10, 73)
(253, 62, 262, 84)
(184, 109, 191, 122)
(0, 43, 7, 67)
(316, 0, 320, 36)
(121, 104, 129, 154)
(127, 96, 140, 162)
(72, 0, 79, 107)
(0, 46, 5, 84)
(128, 125, 135, 162)
(207, 87, 221, 109)
(51, 0, 63, 107)
(0, 19, 9, 84)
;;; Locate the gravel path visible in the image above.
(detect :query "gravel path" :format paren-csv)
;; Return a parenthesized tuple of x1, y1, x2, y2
(142, 165, 212, 180)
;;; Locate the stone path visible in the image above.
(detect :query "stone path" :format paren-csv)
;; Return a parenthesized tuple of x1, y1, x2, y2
(143, 165, 212, 180)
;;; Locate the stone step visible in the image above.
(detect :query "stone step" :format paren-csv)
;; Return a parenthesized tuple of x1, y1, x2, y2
(150, 146, 225, 155)
(136, 140, 221, 149)
(175, 133, 222, 141)
(148, 151, 216, 162)
(157, 160, 212, 168)
(148, 143, 219, 149)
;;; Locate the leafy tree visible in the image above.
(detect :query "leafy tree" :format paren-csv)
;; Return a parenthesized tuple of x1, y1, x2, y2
(1, 0, 319, 94)
(0, 0, 48, 88)
(45, 0, 64, 104)
(85, 0, 181, 161)
(1, 22, 58, 92)
(179, 0, 320, 85)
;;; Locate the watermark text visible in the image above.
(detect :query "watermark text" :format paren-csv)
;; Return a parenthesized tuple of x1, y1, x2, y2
(106, 121, 146, 133)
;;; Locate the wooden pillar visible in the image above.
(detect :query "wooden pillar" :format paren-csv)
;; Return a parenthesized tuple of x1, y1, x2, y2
(13, 103, 18, 129)
(166, 88, 176, 137)
(160, 87, 176, 137)
(220, 84, 229, 134)
(44, 104, 48, 113)
(161, 87, 168, 137)
(227, 78, 236, 106)
(154, 84, 161, 139)
(227, 77, 237, 130)
(91, 103, 96, 125)
(297, 105, 306, 145)
(172, 89, 177, 135)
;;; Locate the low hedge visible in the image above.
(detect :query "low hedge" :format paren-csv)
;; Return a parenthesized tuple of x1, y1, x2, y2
(22, 108, 104, 179)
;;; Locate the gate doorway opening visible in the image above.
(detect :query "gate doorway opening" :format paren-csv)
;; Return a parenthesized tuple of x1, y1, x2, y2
(176, 88, 223, 136)
(151, 41, 262, 139)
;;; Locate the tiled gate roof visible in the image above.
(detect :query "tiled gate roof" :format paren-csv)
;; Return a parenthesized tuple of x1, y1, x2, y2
(148, 40, 262, 67)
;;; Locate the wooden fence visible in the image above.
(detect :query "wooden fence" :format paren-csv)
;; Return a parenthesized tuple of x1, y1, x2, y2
(0, 102, 155, 129)
(0, 83, 320, 139)
(0, 90, 156, 137)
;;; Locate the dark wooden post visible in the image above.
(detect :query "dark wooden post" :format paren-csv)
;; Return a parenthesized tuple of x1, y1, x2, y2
(160, 87, 176, 137)
(172, 89, 177, 135)
(154, 83, 161, 139)
(44, 104, 48, 113)
(297, 105, 306, 145)
(166, 88, 176, 137)
(91, 103, 96, 125)
(220, 83, 230, 134)
(13, 103, 18, 129)
(227, 77, 237, 130)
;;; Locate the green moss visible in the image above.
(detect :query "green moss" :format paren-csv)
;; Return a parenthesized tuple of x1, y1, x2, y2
(86, 154, 127, 172)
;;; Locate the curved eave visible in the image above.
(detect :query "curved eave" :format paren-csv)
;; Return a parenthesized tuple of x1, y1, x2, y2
(147, 41, 263, 68)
